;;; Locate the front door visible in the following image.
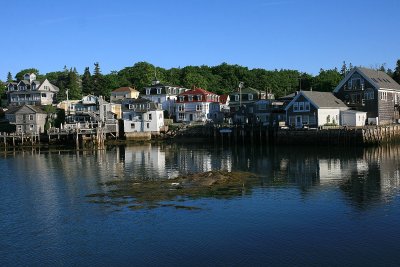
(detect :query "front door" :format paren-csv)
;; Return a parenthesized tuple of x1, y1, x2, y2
(296, 115, 302, 128)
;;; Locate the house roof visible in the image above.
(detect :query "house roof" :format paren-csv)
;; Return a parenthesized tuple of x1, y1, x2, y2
(5, 105, 47, 115)
(220, 94, 229, 104)
(112, 87, 139, 93)
(301, 91, 347, 108)
(179, 87, 216, 96)
(356, 67, 400, 90)
(286, 91, 348, 110)
(334, 67, 400, 92)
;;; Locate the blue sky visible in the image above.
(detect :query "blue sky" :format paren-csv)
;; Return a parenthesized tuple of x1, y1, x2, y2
(1, 0, 399, 80)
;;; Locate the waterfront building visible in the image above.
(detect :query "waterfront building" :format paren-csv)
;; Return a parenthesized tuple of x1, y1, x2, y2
(175, 87, 221, 123)
(6, 73, 59, 106)
(228, 87, 267, 113)
(121, 98, 165, 135)
(285, 91, 349, 128)
(142, 77, 189, 118)
(63, 95, 118, 133)
(334, 67, 400, 125)
(5, 105, 47, 134)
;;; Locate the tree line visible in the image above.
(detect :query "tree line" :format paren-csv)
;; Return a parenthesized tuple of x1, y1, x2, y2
(2, 60, 400, 102)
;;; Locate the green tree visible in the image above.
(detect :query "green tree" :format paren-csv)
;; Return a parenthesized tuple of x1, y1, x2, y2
(81, 67, 93, 95)
(66, 67, 82, 99)
(118, 62, 156, 93)
(92, 62, 107, 96)
(312, 68, 342, 92)
(393, 59, 400, 84)
(15, 68, 42, 81)
(55, 66, 70, 102)
(7, 72, 13, 82)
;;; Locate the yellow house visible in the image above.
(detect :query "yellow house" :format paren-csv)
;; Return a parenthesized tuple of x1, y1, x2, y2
(110, 87, 139, 102)
(111, 103, 122, 119)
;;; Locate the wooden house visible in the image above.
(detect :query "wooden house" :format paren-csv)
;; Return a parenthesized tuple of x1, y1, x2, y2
(333, 67, 400, 125)
(285, 91, 348, 128)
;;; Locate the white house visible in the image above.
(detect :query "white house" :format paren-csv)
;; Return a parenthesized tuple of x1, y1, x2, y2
(142, 78, 189, 118)
(285, 91, 349, 128)
(175, 87, 221, 123)
(122, 98, 164, 135)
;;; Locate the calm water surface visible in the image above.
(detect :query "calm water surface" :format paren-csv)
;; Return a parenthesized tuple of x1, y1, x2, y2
(1, 143, 400, 266)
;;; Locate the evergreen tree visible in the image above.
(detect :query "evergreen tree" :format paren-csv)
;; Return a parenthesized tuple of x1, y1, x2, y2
(92, 62, 105, 96)
(7, 72, 13, 82)
(66, 67, 82, 99)
(81, 67, 93, 95)
(340, 61, 347, 77)
(393, 59, 400, 84)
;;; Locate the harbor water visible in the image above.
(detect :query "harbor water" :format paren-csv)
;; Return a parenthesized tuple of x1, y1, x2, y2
(1, 143, 400, 266)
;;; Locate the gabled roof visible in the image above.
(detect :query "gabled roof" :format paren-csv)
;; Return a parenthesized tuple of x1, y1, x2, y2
(5, 105, 46, 115)
(179, 87, 216, 96)
(334, 67, 400, 92)
(112, 87, 139, 93)
(285, 91, 348, 110)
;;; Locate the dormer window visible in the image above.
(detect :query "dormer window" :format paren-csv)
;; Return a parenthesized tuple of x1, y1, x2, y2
(179, 96, 184, 102)
(197, 95, 202, 101)
(248, 94, 253, 101)
(188, 95, 193, 101)
(167, 88, 171, 94)
(146, 88, 151, 95)
(157, 88, 162, 94)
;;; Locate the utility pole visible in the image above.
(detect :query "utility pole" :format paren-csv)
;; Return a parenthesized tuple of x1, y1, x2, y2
(238, 81, 244, 107)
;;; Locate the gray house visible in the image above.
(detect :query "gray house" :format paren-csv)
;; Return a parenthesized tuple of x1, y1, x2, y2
(5, 105, 48, 134)
(6, 73, 59, 106)
(285, 91, 348, 128)
(333, 67, 400, 125)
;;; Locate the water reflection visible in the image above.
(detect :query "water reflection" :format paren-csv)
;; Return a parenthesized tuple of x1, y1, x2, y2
(1, 144, 400, 209)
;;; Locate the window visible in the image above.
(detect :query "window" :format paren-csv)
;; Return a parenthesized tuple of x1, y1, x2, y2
(380, 91, 387, 101)
(158, 98, 161, 103)
(29, 125, 34, 130)
(178, 105, 184, 111)
(196, 105, 202, 111)
(157, 88, 162, 94)
(365, 90, 374, 100)
(41, 93, 46, 98)
(293, 102, 298, 111)
(248, 94, 253, 101)
(131, 123, 135, 129)
(305, 102, 310, 111)
(299, 102, 304, 111)
(178, 113, 185, 120)
(188, 95, 193, 101)
(167, 88, 171, 94)
(197, 95, 202, 101)
(29, 115, 34, 121)
(146, 88, 151, 95)
(179, 96, 184, 102)
(149, 114, 152, 120)
(235, 95, 239, 101)
(147, 123, 150, 128)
